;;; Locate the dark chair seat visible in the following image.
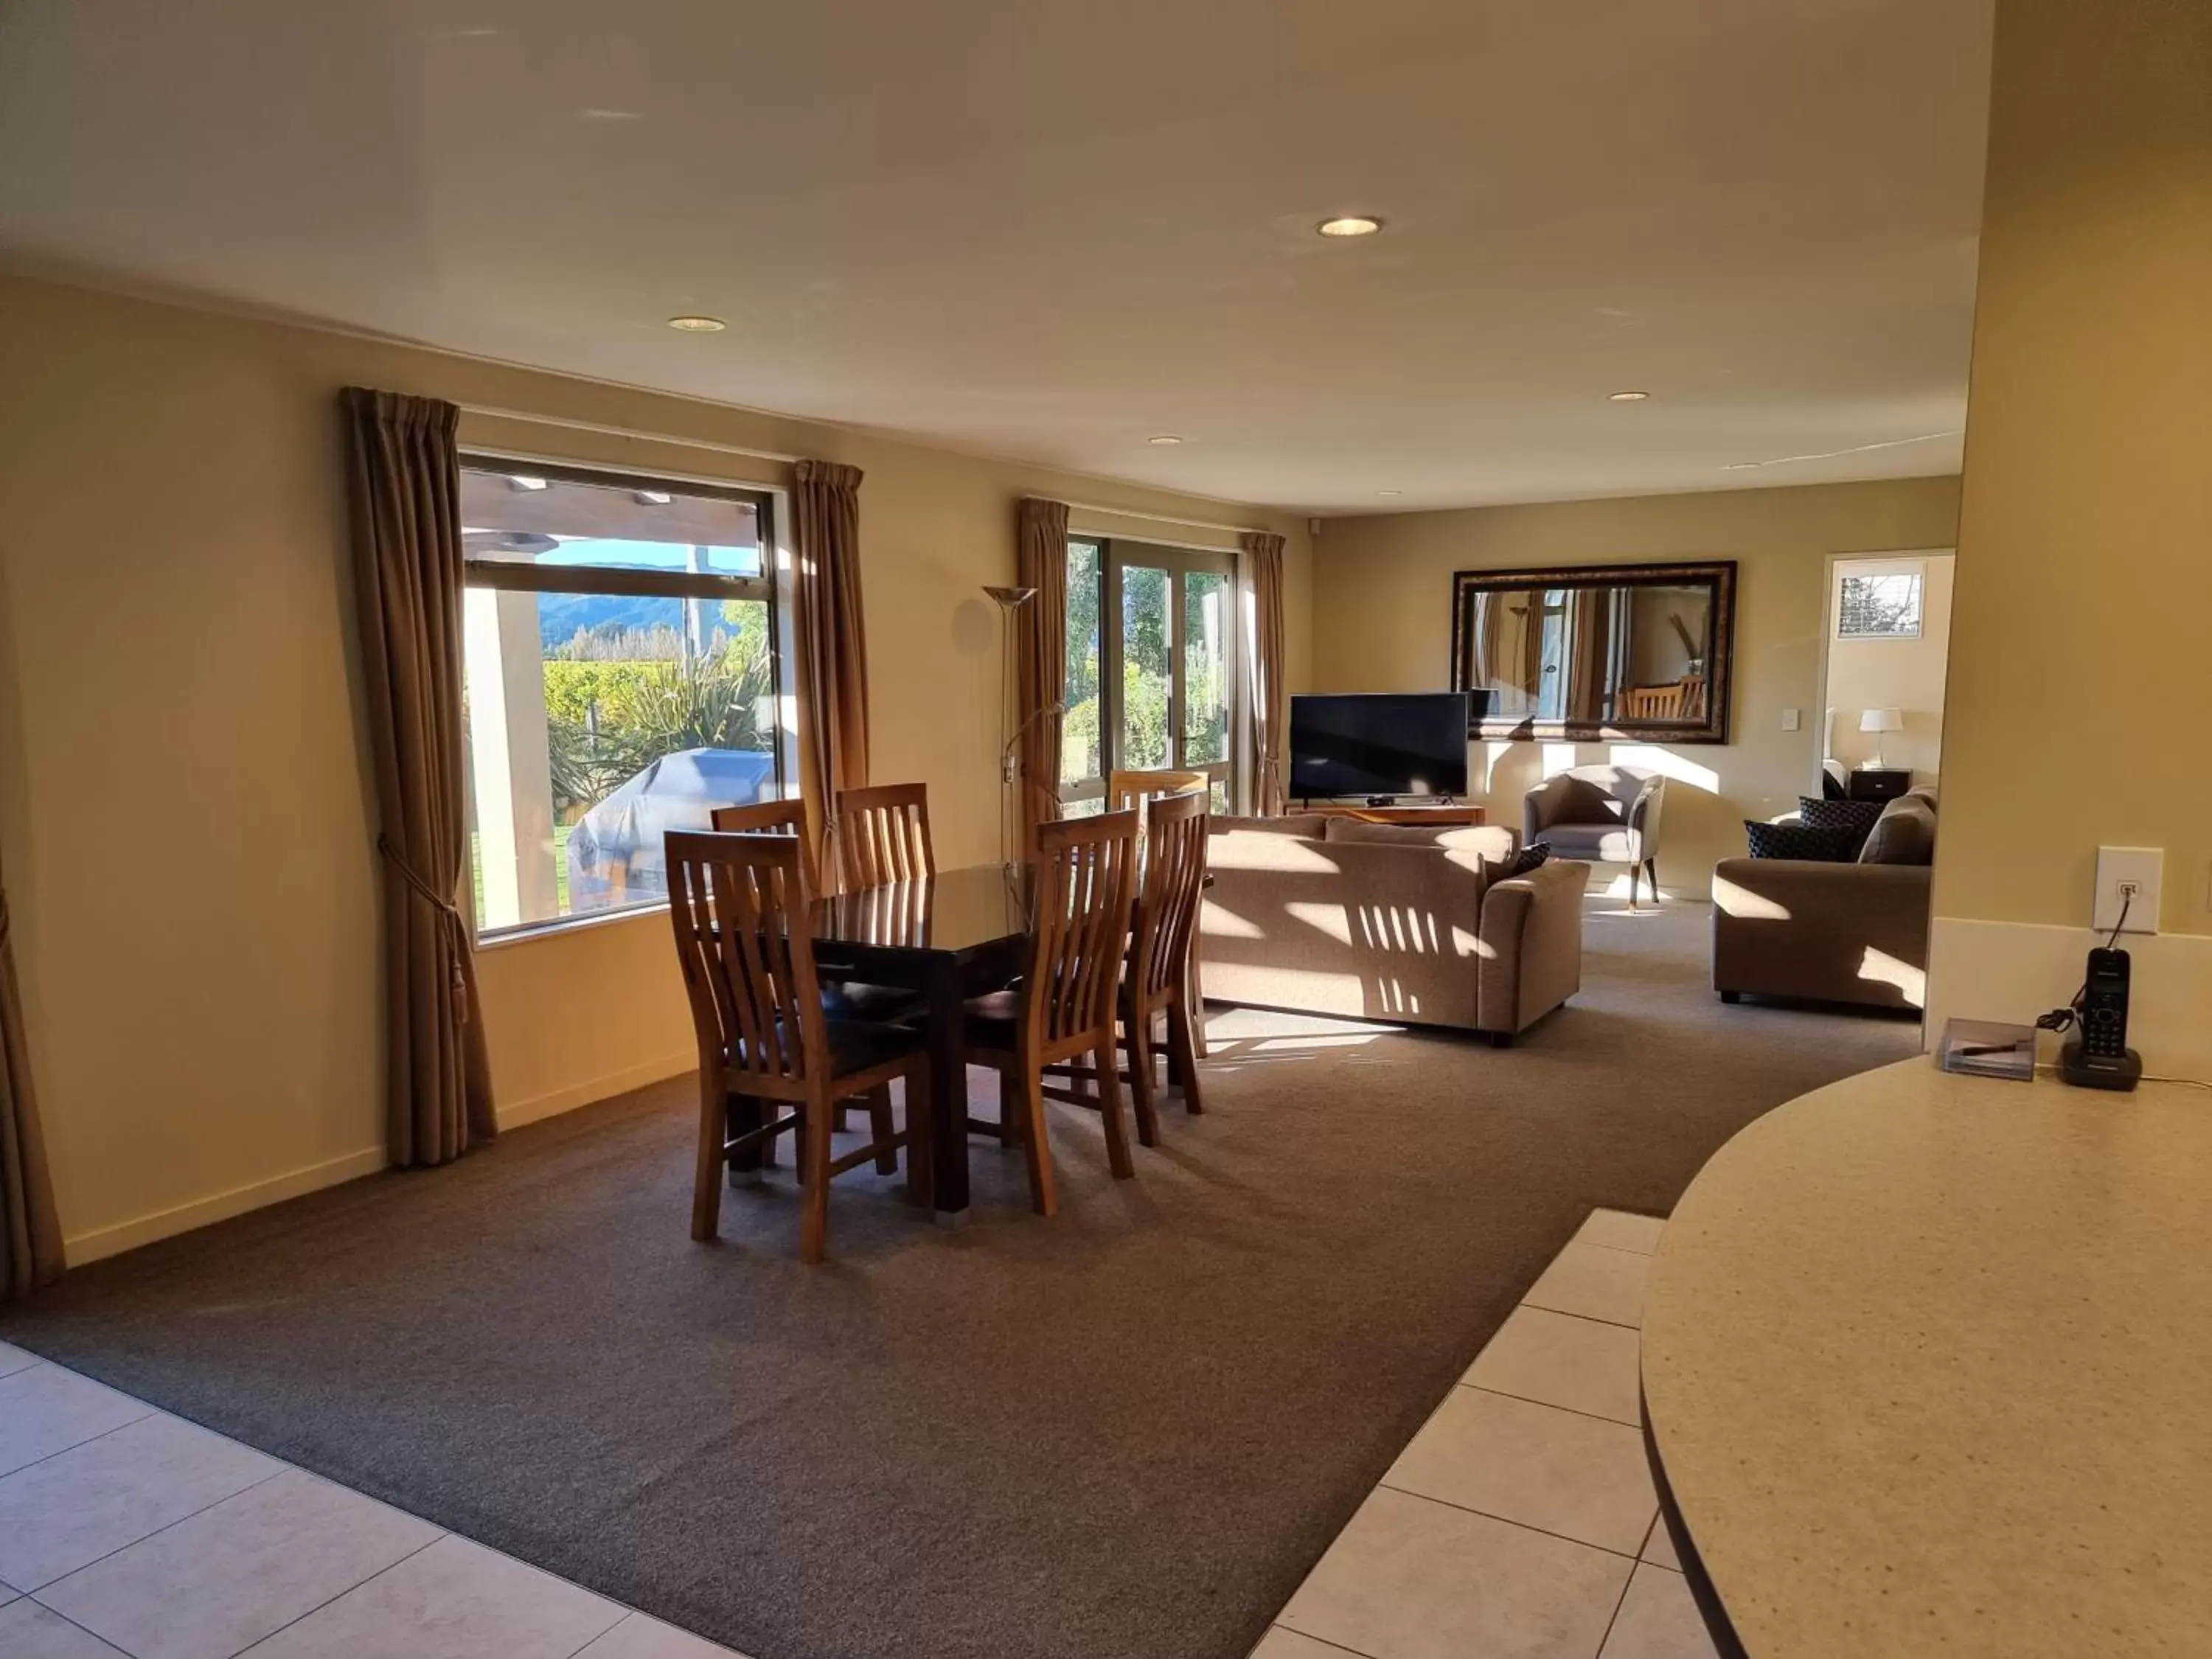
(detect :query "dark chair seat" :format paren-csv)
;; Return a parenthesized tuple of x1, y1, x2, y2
(822, 981, 928, 1023)
(960, 988, 1023, 1048)
(728, 1016, 927, 1079)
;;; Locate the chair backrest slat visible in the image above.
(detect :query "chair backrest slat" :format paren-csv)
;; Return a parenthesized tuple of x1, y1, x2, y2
(1026, 809, 1138, 1050)
(1107, 768, 1208, 813)
(667, 830, 826, 1090)
(1133, 789, 1208, 1002)
(836, 782, 935, 890)
(709, 799, 819, 897)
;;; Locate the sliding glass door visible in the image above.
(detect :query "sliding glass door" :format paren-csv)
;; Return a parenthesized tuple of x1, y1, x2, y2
(1061, 538, 1241, 815)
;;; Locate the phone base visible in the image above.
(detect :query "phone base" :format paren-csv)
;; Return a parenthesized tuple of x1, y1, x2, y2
(2059, 1041, 2142, 1092)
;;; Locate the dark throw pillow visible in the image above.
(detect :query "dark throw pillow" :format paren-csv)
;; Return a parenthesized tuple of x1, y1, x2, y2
(1505, 841, 1553, 878)
(1798, 796, 1885, 852)
(1745, 819, 1861, 861)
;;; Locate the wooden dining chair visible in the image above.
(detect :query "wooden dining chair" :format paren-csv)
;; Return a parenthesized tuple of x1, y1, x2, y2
(1107, 768, 1208, 811)
(964, 808, 1141, 1216)
(666, 830, 932, 1263)
(717, 794, 921, 1063)
(1105, 770, 1214, 1059)
(1119, 788, 1210, 1136)
(709, 799, 819, 896)
(835, 782, 934, 891)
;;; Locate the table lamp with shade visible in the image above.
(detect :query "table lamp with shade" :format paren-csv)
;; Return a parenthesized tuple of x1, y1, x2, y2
(1858, 706, 1905, 768)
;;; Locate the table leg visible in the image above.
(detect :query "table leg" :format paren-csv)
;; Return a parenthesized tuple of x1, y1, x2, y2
(925, 958, 970, 1225)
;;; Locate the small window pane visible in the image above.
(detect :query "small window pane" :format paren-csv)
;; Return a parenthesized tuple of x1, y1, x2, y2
(1062, 542, 1102, 786)
(465, 589, 777, 933)
(1183, 571, 1230, 765)
(1120, 565, 1171, 769)
(1837, 572, 1923, 639)
(460, 469, 763, 578)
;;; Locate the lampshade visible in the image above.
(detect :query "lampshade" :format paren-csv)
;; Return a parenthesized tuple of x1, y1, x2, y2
(1859, 706, 1905, 734)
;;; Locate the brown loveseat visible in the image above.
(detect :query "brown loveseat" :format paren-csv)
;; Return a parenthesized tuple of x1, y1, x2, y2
(1197, 815, 1589, 1043)
(1711, 787, 1937, 1011)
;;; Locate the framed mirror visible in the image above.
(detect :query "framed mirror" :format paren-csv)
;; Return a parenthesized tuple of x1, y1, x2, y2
(1450, 560, 1736, 744)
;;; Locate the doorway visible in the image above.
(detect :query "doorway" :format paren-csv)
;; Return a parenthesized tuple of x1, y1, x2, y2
(1818, 552, 1955, 792)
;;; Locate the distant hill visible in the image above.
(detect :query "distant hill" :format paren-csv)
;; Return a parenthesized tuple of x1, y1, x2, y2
(537, 592, 669, 652)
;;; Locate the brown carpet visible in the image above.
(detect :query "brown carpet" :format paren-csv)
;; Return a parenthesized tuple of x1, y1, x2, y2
(0, 902, 1914, 1659)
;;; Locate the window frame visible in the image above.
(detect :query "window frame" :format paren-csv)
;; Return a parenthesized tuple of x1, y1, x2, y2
(458, 451, 790, 943)
(1060, 535, 1245, 814)
(1834, 567, 1926, 641)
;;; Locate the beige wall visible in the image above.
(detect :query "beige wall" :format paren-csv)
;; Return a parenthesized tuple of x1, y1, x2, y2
(1924, 0, 2211, 1079)
(1823, 553, 1955, 785)
(0, 274, 1312, 1260)
(1310, 477, 1963, 899)
(1933, 0, 2208, 936)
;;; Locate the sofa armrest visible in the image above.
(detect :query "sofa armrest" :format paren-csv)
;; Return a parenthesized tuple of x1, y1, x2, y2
(1478, 859, 1589, 1034)
(1711, 858, 1933, 1007)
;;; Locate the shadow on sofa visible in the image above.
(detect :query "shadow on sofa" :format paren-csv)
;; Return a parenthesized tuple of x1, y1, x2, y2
(1198, 815, 1589, 1045)
(1711, 787, 1936, 1015)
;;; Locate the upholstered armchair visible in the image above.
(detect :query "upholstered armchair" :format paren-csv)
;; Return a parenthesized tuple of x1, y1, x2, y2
(1523, 765, 1669, 906)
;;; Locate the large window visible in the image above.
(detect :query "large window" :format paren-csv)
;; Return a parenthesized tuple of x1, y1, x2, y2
(1060, 538, 1241, 815)
(459, 458, 786, 936)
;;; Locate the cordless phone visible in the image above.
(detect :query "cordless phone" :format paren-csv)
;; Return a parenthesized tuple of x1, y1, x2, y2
(2059, 945, 2141, 1091)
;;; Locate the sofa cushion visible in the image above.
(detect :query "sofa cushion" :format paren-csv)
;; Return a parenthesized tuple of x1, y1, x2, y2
(1858, 793, 1937, 866)
(1745, 819, 1861, 861)
(1505, 841, 1554, 877)
(1540, 822, 1641, 862)
(1211, 813, 1328, 838)
(1321, 818, 1517, 863)
(1798, 796, 1885, 855)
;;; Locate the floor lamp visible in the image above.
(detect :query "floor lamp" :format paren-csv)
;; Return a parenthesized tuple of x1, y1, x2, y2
(985, 585, 1037, 874)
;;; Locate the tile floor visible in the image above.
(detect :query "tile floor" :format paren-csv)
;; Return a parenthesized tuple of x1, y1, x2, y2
(2, 1208, 1705, 1659)
(1256, 1208, 1720, 1659)
(0, 1338, 745, 1659)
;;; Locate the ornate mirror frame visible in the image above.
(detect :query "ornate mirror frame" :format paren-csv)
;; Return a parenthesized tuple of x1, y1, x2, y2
(1449, 560, 1738, 745)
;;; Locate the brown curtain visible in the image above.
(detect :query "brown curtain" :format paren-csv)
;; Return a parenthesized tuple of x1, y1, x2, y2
(1015, 498, 1070, 852)
(1242, 531, 1289, 813)
(341, 388, 494, 1167)
(790, 461, 871, 876)
(1567, 588, 1612, 722)
(1, 855, 63, 1301)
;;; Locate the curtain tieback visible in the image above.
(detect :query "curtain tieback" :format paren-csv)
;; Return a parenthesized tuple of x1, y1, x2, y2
(377, 835, 473, 1028)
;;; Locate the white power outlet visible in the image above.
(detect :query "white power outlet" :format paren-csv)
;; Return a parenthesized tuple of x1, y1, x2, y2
(2093, 846, 2162, 935)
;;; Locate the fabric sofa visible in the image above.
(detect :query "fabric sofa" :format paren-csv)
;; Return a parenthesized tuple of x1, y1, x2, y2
(1198, 815, 1590, 1043)
(1711, 787, 1937, 1011)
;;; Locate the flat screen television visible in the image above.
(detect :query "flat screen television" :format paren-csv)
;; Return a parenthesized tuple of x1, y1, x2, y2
(1289, 692, 1472, 801)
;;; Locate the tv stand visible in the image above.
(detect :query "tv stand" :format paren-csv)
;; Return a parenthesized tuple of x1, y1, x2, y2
(1301, 801, 1488, 827)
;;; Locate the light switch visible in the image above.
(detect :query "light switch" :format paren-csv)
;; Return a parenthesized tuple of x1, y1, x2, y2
(1781, 709, 1801, 731)
(2093, 846, 2161, 935)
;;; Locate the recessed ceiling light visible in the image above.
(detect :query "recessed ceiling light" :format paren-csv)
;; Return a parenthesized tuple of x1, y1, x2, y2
(508, 475, 549, 492)
(1607, 390, 1651, 402)
(1377, 490, 1402, 497)
(667, 315, 726, 333)
(633, 489, 673, 504)
(1316, 215, 1383, 238)
(1147, 434, 1185, 446)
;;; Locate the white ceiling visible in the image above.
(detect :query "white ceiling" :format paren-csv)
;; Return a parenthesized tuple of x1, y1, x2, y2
(0, 0, 1994, 513)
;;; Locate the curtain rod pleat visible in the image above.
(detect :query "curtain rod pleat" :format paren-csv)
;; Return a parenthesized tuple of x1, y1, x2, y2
(456, 405, 803, 466)
(1063, 500, 1268, 538)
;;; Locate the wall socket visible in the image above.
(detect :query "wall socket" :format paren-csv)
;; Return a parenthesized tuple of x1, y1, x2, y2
(2093, 846, 2162, 935)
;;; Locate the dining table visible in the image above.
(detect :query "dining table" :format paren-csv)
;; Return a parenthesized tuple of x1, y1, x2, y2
(804, 862, 1035, 1224)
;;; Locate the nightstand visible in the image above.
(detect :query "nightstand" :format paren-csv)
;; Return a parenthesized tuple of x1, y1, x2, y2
(1846, 768, 1914, 802)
